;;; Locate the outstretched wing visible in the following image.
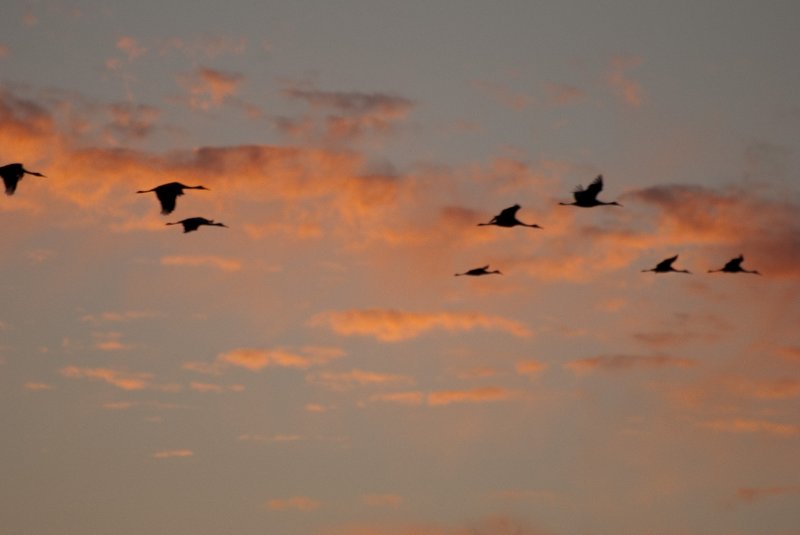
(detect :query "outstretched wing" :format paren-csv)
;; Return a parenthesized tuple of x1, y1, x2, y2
(723, 255, 744, 271)
(1, 164, 23, 195)
(656, 255, 678, 271)
(155, 188, 178, 214)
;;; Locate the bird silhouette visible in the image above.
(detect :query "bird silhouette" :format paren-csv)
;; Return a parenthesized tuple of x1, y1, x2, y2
(559, 175, 621, 207)
(642, 255, 691, 274)
(137, 182, 209, 214)
(455, 265, 502, 276)
(478, 205, 542, 228)
(708, 254, 761, 275)
(166, 217, 228, 233)
(1, 163, 46, 195)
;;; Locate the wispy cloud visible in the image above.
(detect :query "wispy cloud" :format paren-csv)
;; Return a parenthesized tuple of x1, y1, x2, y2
(515, 359, 548, 378)
(544, 82, 586, 105)
(189, 382, 245, 393)
(565, 354, 696, 374)
(736, 486, 800, 503)
(307, 368, 414, 391)
(185, 346, 345, 375)
(178, 67, 244, 110)
(161, 255, 243, 272)
(606, 55, 645, 107)
(360, 494, 404, 508)
(23, 382, 53, 391)
(61, 366, 152, 390)
(698, 418, 800, 436)
(427, 387, 514, 406)
(152, 449, 193, 459)
(311, 309, 531, 342)
(266, 496, 321, 511)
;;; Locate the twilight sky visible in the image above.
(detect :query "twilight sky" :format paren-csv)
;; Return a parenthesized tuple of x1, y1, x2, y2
(2, 2, 800, 535)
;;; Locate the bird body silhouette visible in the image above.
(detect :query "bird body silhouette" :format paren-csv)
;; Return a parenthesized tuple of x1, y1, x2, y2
(478, 205, 542, 228)
(1, 163, 46, 195)
(455, 265, 502, 276)
(137, 182, 209, 214)
(642, 255, 691, 274)
(559, 175, 621, 207)
(708, 255, 760, 275)
(166, 217, 227, 233)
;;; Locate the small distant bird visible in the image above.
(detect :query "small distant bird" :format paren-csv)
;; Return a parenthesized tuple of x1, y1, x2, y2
(1, 163, 46, 195)
(642, 255, 691, 274)
(455, 265, 502, 277)
(166, 217, 228, 233)
(137, 182, 209, 214)
(708, 254, 761, 275)
(478, 205, 542, 229)
(559, 175, 621, 207)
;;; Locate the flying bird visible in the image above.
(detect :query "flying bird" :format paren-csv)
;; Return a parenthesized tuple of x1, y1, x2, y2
(559, 175, 621, 207)
(455, 265, 502, 276)
(1, 163, 46, 195)
(708, 254, 761, 275)
(642, 255, 691, 274)
(478, 205, 542, 229)
(166, 217, 228, 233)
(137, 182, 209, 214)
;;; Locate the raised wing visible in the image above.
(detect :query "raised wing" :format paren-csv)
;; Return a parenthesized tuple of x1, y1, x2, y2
(655, 255, 679, 271)
(723, 255, 744, 271)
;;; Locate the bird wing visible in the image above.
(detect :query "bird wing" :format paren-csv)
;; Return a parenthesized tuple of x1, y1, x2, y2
(723, 256, 743, 271)
(155, 188, 178, 214)
(584, 175, 604, 198)
(656, 255, 678, 270)
(2, 174, 20, 195)
(498, 205, 520, 219)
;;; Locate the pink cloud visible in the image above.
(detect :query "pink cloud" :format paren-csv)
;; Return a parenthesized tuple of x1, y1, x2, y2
(698, 418, 800, 436)
(61, 366, 152, 390)
(152, 449, 193, 459)
(736, 486, 800, 503)
(607, 55, 645, 107)
(427, 387, 514, 406)
(311, 309, 531, 342)
(266, 496, 321, 511)
(179, 67, 244, 110)
(116, 36, 147, 60)
(565, 354, 697, 374)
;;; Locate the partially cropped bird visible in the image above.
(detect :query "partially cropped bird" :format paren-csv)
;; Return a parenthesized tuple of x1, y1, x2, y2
(166, 217, 227, 233)
(559, 175, 621, 207)
(478, 205, 542, 229)
(1, 163, 46, 195)
(137, 182, 209, 214)
(642, 255, 691, 274)
(455, 265, 502, 277)
(708, 254, 761, 275)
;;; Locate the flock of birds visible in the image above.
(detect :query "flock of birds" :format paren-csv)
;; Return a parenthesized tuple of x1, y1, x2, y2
(454, 175, 761, 277)
(1, 163, 760, 276)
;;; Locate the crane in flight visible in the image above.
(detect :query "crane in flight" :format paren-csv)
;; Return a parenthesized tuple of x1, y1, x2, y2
(166, 217, 228, 233)
(708, 255, 761, 275)
(1, 163, 46, 195)
(559, 175, 621, 207)
(642, 255, 691, 274)
(455, 265, 502, 276)
(137, 182, 209, 214)
(478, 205, 542, 229)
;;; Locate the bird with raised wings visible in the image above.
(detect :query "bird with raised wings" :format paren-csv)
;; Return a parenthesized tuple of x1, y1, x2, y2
(455, 265, 502, 277)
(708, 255, 761, 275)
(1, 163, 46, 195)
(166, 217, 228, 233)
(478, 204, 542, 229)
(137, 182, 209, 215)
(642, 255, 691, 274)
(559, 175, 621, 207)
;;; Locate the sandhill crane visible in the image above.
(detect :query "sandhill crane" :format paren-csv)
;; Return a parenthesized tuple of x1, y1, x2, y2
(455, 265, 502, 276)
(166, 217, 227, 233)
(559, 175, 621, 207)
(478, 205, 542, 229)
(642, 255, 691, 274)
(1, 163, 46, 195)
(708, 255, 761, 275)
(137, 182, 209, 214)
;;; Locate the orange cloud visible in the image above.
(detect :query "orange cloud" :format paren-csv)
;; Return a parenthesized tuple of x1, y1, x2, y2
(116, 36, 147, 60)
(190, 382, 245, 393)
(360, 494, 404, 508)
(369, 391, 425, 406)
(307, 368, 414, 391)
(190, 346, 345, 374)
(427, 387, 514, 406)
(61, 366, 152, 390)
(311, 309, 531, 342)
(698, 418, 800, 436)
(0, 44, 10, 58)
(160, 255, 242, 272)
(515, 359, 548, 377)
(725, 377, 800, 400)
(736, 486, 800, 503)
(152, 449, 193, 459)
(266, 496, 321, 511)
(323, 516, 549, 535)
(607, 55, 645, 107)
(179, 67, 244, 110)
(544, 82, 586, 105)
(23, 382, 53, 390)
(565, 354, 697, 374)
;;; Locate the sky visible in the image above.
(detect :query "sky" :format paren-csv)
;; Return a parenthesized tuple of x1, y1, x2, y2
(1, 1, 800, 534)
